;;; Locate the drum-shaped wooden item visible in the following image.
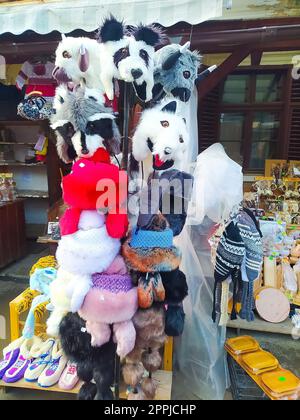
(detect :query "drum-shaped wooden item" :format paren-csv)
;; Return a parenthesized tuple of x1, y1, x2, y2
(255, 287, 290, 323)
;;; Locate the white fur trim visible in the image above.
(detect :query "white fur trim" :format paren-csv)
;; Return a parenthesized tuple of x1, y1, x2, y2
(56, 226, 120, 275)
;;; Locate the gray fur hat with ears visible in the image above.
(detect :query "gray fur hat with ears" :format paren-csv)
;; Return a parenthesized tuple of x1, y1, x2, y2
(153, 42, 201, 102)
(51, 85, 121, 161)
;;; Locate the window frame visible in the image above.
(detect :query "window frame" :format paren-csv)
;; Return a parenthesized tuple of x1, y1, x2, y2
(217, 65, 291, 173)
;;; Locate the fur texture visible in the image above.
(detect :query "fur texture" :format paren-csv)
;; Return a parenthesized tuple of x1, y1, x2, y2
(59, 313, 116, 400)
(161, 269, 188, 336)
(122, 362, 144, 387)
(53, 35, 103, 90)
(78, 255, 138, 357)
(132, 100, 188, 172)
(164, 304, 185, 337)
(56, 225, 121, 275)
(122, 306, 166, 400)
(141, 349, 162, 372)
(141, 377, 157, 399)
(51, 86, 121, 161)
(98, 15, 125, 42)
(97, 16, 165, 102)
(154, 42, 201, 102)
(60, 151, 128, 239)
(122, 241, 181, 273)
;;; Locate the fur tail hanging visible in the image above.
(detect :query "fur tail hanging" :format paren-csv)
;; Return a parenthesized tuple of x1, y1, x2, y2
(122, 306, 166, 400)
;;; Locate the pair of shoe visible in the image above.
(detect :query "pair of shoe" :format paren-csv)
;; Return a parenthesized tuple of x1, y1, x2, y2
(0, 336, 41, 383)
(25, 339, 78, 389)
(24, 338, 68, 388)
(0, 336, 78, 389)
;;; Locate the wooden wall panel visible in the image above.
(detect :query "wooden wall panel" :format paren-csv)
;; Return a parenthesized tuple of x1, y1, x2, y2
(0, 199, 26, 268)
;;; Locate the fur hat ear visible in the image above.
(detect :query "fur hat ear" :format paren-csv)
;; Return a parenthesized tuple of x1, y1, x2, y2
(133, 24, 165, 47)
(161, 101, 177, 114)
(162, 50, 181, 71)
(97, 15, 125, 42)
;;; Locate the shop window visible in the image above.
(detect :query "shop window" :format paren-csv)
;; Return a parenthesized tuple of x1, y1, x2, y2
(255, 73, 282, 102)
(249, 112, 280, 170)
(223, 74, 250, 103)
(217, 69, 284, 172)
(219, 113, 245, 165)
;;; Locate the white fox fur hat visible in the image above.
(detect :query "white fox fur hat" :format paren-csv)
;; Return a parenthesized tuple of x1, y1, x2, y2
(97, 15, 165, 102)
(132, 100, 188, 172)
(53, 34, 103, 91)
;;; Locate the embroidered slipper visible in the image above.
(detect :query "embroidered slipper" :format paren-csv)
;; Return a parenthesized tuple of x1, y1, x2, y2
(2, 336, 43, 383)
(58, 361, 79, 390)
(38, 340, 67, 387)
(0, 349, 20, 380)
(0, 337, 26, 379)
(24, 339, 55, 382)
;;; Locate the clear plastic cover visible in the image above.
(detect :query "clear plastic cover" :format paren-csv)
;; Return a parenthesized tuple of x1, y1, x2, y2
(172, 221, 229, 400)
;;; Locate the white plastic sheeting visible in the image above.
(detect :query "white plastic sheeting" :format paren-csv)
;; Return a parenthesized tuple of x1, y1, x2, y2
(173, 222, 229, 400)
(0, 0, 223, 35)
(188, 143, 244, 225)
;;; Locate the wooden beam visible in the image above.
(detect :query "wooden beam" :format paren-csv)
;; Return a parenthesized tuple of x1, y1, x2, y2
(251, 51, 263, 66)
(198, 47, 252, 100)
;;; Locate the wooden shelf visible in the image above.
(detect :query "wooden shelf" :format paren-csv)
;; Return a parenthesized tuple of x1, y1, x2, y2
(0, 162, 46, 167)
(0, 379, 81, 395)
(120, 370, 172, 400)
(0, 142, 36, 146)
(0, 370, 172, 400)
(227, 314, 294, 335)
(37, 235, 59, 244)
(17, 190, 49, 199)
(0, 120, 41, 126)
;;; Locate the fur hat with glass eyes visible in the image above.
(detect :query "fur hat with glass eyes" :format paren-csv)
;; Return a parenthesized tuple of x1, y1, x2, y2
(153, 42, 201, 103)
(97, 15, 166, 102)
(53, 34, 104, 91)
(131, 100, 188, 172)
(51, 85, 121, 163)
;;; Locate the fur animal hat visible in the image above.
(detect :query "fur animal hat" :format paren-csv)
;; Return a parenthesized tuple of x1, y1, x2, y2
(97, 15, 165, 102)
(153, 42, 201, 102)
(60, 148, 128, 239)
(51, 85, 121, 162)
(53, 34, 103, 91)
(131, 100, 188, 172)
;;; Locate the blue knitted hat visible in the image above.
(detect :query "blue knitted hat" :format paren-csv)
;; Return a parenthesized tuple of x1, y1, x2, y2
(130, 227, 174, 249)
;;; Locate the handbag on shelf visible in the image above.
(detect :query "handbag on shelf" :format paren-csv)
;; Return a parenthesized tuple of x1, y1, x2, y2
(17, 91, 53, 121)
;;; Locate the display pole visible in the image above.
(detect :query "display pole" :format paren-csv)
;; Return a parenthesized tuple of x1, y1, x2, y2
(114, 81, 132, 400)
(121, 82, 131, 171)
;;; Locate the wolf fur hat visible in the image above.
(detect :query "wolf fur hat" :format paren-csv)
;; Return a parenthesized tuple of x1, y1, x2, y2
(131, 100, 188, 172)
(51, 85, 121, 162)
(153, 42, 201, 102)
(97, 15, 165, 102)
(53, 34, 103, 91)
(59, 313, 116, 400)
